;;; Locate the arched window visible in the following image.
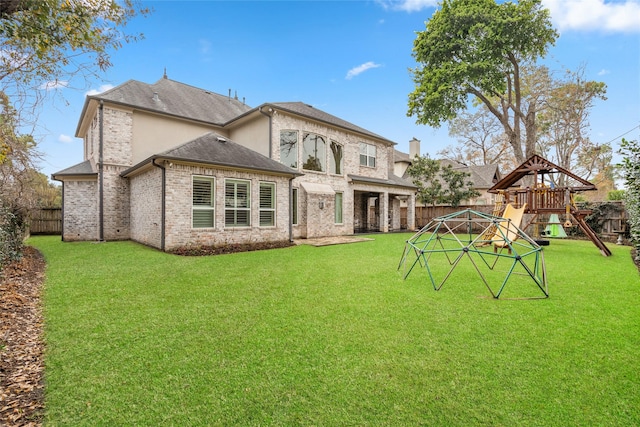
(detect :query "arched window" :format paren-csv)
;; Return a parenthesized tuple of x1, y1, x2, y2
(302, 133, 326, 172)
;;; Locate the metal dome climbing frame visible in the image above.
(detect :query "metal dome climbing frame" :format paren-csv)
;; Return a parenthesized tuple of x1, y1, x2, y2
(398, 208, 548, 299)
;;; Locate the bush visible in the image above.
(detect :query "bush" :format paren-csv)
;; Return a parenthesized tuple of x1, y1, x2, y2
(607, 190, 625, 201)
(0, 205, 25, 270)
(620, 138, 640, 259)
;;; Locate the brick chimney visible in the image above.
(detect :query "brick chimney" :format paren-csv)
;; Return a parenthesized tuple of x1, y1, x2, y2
(409, 137, 421, 159)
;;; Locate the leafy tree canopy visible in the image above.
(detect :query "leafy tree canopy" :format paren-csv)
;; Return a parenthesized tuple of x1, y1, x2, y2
(0, 0, 150, 113)
(409, 0, 558, 163)
(407, 155, 480, 207)
(620, 138, 640, 258)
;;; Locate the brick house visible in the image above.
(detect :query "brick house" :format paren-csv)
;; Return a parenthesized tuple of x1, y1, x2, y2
(52, 76, 416, 251)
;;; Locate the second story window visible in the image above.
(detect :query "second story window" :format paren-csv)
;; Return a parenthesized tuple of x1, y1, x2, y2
(329, 140, 343, 175)
(359, 142, 376, 168)
(302, 133, 326, 172)
(280, 130, 298, 169)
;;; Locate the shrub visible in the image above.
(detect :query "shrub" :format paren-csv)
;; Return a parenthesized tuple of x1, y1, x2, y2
(619, 138, 640, 259)
(0, 205, 25, 269)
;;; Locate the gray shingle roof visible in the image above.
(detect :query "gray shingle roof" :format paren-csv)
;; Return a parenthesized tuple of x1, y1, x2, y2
(394, 149, 411, 163)
(262, 102, 395, 145)
(122, 132, 301, 178)
(86, 77, 252, 126)
(348, 174, 416, 189)
(51, 160, 97, 180)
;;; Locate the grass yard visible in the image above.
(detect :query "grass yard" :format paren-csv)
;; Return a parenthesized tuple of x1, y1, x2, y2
(31, 235, 639, 426)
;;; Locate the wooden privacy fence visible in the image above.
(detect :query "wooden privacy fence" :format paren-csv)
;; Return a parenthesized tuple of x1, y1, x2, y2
(30, 208, 62, 235)
(415, 205, 496, 229)
(412, 202, 628, 243)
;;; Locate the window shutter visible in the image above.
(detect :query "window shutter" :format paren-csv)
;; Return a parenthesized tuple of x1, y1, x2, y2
(259, 182, 275, 226)
(192, 177, 214, 228)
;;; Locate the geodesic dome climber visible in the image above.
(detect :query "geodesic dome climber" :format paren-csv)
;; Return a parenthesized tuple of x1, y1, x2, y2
(398, 208, 548, 299)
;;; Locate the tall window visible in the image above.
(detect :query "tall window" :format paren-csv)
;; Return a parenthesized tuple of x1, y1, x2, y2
(280, 130, 298, 168)
(259, 182, 276, 227)
(335, 192, 343, 224)
(329, 140, 343, 175)
(359, 142, 376, 167)
(302, 133, 326, 172)
(292, 188, 298, 225)
(225, 179, 250, 227)
(192, 176, 215, 228)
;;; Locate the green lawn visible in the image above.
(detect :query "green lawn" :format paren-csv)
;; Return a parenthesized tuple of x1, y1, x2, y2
(31, 235, 639, 426)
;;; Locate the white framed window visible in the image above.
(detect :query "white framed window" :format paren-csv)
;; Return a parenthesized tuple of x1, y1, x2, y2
(192, 176, 215, 228)
(292, 188, 298, 225)
(302, 133, 326, 172)
(359, 142, 376, 167)
(225, 179, 250, 227)
(329, 140, 343, 175)
(280, 130, 298, 169)
(259, 182, 276, 227)
(335, 192, 343, 224)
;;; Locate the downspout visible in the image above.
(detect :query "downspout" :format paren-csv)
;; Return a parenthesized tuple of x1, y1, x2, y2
(258, 106, 273, 158)
(98, 100, 104, 241)
(288, 177, 294, 242)
(60, 181, 65, 241)
(152, 159, 166, 251)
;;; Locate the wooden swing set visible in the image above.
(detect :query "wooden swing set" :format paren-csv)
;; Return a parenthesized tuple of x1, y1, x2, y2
(486, 155, 611, 257)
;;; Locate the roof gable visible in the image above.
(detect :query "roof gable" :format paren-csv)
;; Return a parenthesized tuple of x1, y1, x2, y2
(488, 154, 596, 192)
(261, 102, 395, 145)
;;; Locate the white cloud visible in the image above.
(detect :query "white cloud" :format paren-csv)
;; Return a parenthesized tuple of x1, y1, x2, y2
(375, 0, 439, 12)
(58, 134, 74, 144)
(86, 84, 114, 96)
(542, 0, 640, 33)
(39, 80, 68, 91)
(346, 62, 382, 80)
(598, 69, 611, 75)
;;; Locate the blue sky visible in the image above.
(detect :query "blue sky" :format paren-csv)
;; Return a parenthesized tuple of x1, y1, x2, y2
(37, 0, 640, 180)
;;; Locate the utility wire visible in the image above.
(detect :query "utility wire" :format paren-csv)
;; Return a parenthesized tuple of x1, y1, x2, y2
(603, 123, 640, 145)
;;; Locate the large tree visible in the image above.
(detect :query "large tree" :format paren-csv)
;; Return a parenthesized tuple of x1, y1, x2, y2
(0, 0, 149, 116)
(536, 66, 607, 186)
(408, 0, 558, 164)
(439, 106, 514, 171)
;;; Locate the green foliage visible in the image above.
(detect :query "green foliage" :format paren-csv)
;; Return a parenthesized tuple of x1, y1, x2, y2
(407, 156, 479, 206)
(607, 189, 625, 201)
(31, 235, 639, 425)
(408, 0, 557, 163)
(620, 138, 640, 257)
(408, 0, 557, 128)
(578, 201, 626, 234)
(0, 0, 150, 111)
(0, 205, 25, 269)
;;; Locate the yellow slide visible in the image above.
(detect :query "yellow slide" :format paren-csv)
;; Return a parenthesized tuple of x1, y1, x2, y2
(492, 203, 527, 252)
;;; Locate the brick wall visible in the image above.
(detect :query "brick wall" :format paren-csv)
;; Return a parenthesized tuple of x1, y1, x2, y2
(62, 180, 98, 241)
(130, 166, 162, 248)
(157, 162, 292, 251)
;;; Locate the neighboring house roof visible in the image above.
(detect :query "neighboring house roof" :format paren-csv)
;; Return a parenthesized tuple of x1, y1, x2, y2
(51, 160, 97, 181)
(396, 154, 500, 190)
(457, 163, 501, 189)
(394, 149, 411, 163)
(255, 102, 396, 146)
(348, 174, 416, 189)
(76, 77, 252, 135)
(121, 132, 302, 178)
